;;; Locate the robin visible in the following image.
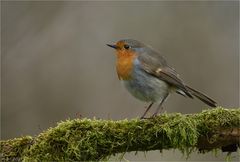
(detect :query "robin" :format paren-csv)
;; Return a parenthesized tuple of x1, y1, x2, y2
(107, 39, 217, 118)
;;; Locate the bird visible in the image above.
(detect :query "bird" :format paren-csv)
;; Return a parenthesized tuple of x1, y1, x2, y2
(107, 39, 217, 118)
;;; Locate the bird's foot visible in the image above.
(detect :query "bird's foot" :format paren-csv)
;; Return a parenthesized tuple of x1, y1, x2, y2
(140, 116, 149, 120)
(150, 113, 158, 118)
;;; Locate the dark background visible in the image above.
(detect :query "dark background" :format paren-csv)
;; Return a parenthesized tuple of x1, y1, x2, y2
(1, 1, 239, 161)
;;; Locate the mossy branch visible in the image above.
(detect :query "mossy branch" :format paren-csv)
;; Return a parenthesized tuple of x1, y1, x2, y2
(1, 107, 240, 161)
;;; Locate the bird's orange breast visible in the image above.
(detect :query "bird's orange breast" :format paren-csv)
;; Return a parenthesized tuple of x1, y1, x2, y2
(116, 50, 137, 80)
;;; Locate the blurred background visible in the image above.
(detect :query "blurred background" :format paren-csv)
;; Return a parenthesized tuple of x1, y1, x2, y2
(1, 1, 239, 161)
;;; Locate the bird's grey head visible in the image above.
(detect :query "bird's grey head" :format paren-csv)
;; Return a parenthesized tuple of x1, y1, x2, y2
(120, 39, 145, 49)
(107, 39, 145, 50)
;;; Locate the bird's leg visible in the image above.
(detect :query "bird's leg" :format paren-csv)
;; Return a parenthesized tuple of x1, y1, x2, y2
(151, 94, 168, 117)
(140, 102, 154, 119)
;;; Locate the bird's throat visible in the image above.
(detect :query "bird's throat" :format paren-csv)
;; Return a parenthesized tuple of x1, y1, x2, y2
(116, 51, 136, 80)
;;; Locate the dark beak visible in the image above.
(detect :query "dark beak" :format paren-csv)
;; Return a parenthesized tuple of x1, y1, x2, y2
(106, 44, 117, 49)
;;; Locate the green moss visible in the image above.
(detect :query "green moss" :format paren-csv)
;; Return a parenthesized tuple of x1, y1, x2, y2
(1, 107, 239, 161)
(0, 136, 33, 161)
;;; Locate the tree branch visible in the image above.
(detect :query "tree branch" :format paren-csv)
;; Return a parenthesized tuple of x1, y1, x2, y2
(1, 107, 239, 161)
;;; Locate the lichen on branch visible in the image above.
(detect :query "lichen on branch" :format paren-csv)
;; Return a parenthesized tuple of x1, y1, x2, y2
(1, 107, 240, 161)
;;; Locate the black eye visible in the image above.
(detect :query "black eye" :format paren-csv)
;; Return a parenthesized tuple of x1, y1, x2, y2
(124, 44, 130, 49)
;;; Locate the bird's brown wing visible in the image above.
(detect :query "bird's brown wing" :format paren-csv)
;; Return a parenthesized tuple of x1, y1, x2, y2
(140, 62, 193, 98)
(137, 48, 193, 98)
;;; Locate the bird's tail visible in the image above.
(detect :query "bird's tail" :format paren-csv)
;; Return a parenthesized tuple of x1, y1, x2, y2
(185, 85, 217, 107)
